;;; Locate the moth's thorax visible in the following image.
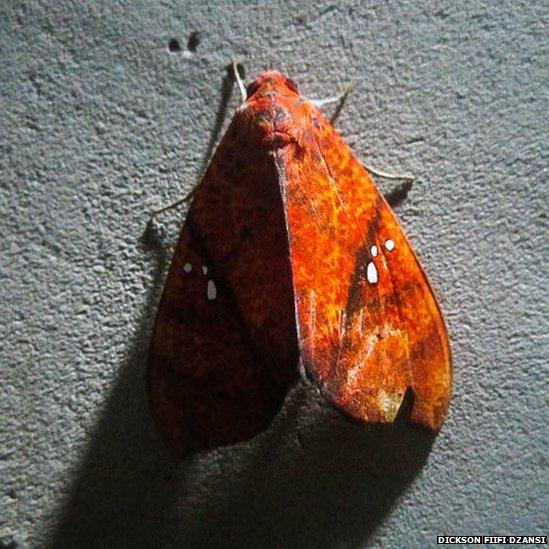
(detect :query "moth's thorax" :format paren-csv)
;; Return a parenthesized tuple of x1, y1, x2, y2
(239, 71, 307, 149)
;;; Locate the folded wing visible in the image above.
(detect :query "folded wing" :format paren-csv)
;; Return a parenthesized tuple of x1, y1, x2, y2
(277, 105, 452, 429)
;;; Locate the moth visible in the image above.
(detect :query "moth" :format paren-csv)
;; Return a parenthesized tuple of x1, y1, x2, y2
(149, 70, 452, 455)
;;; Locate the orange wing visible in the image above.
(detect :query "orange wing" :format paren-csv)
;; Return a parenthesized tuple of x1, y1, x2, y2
(275, 92, 452, 429)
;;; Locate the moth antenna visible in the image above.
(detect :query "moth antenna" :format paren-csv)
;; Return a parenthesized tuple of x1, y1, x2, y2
(232, 60, 247, 103)
(365, 165, 416, 183)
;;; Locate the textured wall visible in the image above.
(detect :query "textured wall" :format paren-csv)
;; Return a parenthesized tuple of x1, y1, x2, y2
(1, 1, 547, 547)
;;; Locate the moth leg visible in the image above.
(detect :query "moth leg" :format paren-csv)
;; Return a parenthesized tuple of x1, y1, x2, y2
(364, 165, 416, 183)
(149, 186, 196, 218)
(150, 60, 245, 220)
(310, 84, 352, 108)
(152, 61, 244, 219)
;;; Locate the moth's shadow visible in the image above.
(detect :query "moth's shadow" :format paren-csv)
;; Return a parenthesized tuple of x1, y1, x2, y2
(50, 304, 432, 549)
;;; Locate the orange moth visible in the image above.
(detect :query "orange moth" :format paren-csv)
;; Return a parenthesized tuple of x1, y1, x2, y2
(149, 70, 452, 455)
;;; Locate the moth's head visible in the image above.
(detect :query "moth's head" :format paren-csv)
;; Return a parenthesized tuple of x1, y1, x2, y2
(245, 71, 299, 100)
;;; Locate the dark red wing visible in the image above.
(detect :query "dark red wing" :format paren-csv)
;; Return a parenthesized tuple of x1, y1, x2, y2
(149, 112, 298, 455)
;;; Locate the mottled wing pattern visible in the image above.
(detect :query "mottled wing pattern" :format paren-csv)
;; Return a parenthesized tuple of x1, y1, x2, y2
(277, 102, 452, 429)
(150, 71, 451, 455)
(149, 112, 298, 455)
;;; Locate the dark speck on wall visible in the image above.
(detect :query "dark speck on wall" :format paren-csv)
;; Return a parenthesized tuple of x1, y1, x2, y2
(168, 38, 181, 52)
(187, 31, 200, 53)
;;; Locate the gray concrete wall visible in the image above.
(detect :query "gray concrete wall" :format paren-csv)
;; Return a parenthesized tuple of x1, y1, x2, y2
(1, 1, 546, 547)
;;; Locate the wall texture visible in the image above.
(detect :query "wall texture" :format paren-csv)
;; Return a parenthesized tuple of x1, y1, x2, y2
(1, 1, 547, 547)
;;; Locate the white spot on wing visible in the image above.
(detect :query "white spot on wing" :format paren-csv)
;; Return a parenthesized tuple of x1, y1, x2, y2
(183, 262, 192, 273)
(366, 261, 378, 284)
(385, 239, 395, 251)
(202, 265, 208, 275)
(207, 279, 217, 300)
(371, 245, 378, 257)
